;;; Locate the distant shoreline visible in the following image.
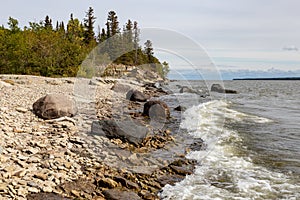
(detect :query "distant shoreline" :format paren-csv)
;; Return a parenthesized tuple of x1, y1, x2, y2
(233, 77, 300, 80)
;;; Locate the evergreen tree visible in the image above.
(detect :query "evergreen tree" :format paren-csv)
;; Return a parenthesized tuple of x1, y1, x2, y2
(144, 40, 154, 63)
(107, 11, 120, 37)
(100, 28, 107, 42)
(83, 7, 96, 44)
(133, 21, 140, 64)
(124, 19, 133, 43)
(44, 15, 53, 30)
(67, 14, 84, 42)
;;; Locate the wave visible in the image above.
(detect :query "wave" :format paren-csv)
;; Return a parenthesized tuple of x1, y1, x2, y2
(160, 100, 299, 200)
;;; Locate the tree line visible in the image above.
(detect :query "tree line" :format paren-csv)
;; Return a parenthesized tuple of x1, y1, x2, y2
(0, 7, 169, 78)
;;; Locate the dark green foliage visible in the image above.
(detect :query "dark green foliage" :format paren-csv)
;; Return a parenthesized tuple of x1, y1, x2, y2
(107, 11, 120, 37)
(0, 8, 169, 78)
(83, 7, 96, 44)
(44, 15, 53, 30)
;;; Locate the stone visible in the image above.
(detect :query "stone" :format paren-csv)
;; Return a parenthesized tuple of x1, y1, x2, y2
(114, 176, 140, 190)
(97, 177, 118, 188)
(211, 84, 237, 94)
(179, 86, 199, 94)
(100, 120, 149, 146)
(0, 80, 13, 88)
(0, 183, 8, 192)
(170, 165, 193, 175)
(111, 82, 132, 93)
(15, 107, 27, 113)
(71, 190, 80, 197)
(17, 188, 28, 197)
(126, 90, 147, 102)
(103, 188, 141, 200)
(174, 105, 186, 111)
(34, 173, 48, 181)
(28, 187, 39, 193)
(143, 100, 170, 119)
(33, 94, 77, 119)
(42, 186, 53, 193)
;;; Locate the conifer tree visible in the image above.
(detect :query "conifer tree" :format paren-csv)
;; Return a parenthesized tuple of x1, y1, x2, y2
(107, 11, 120, 37)
(83, 7, 96, 44)
(44, 15, 53, 30)
(133, 21, 140, 64)
(144, 40, 154, 63)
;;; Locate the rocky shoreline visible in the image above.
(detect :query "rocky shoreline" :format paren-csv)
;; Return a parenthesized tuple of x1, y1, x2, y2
(0, 75, 204, 200)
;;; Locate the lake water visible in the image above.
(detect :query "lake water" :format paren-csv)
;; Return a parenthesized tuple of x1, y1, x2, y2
(160, 80, 300, 200)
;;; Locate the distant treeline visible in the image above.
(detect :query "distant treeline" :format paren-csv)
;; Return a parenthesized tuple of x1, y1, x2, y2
(0, 7, 169, 78)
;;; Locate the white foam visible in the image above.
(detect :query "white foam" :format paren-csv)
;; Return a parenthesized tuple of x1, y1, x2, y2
(160, 100, 299, 200)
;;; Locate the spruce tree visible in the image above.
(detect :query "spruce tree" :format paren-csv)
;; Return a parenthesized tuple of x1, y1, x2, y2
(83, 7, 96, 44)
(144, 40, 154, 63)
(44, 15, 53, 30)
(107, 11, 120, 37)
(133, 21, 140, 64)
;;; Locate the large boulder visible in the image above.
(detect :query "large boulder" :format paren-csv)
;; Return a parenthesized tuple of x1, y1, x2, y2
(143, 100, 170, 120)
(100, 120, 149, 146)
(33, 94, 77, 119)
(211, 84, 237, 94)
(111, 82, 133, 94)
(126, 89, 147, 102)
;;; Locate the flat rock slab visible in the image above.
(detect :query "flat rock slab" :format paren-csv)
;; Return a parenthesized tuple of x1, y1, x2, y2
(100, 120, 149, 146)
(103, 188, 141, 200)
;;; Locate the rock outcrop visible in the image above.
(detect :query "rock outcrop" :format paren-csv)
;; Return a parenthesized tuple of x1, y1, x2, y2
(33, 94, 77, 119)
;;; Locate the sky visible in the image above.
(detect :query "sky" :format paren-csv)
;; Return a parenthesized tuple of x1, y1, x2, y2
(1, 0, 300, 79)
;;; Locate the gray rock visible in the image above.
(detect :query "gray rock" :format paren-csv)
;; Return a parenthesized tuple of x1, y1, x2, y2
(111, 82, 132, 94)
(33, 94, 77, 119)
(126, 90, 147, 102)
(143, 100, 170, 119)
(211, 84, 237, 94)
(179, 86, 198, 94)
(100, 120, 149, 146)
(103, 188, 141, 200)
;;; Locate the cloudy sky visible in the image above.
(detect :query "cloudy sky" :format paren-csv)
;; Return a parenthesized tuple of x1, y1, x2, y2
(1, 0, 300, 78)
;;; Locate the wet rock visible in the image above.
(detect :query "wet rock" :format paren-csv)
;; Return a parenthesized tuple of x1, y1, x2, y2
(126, 89, 147, 102)
(211, 84, 237, 94)
(103, 188, 141, 200)
(33, 94, 77, 119)
(179, 86, 199, 94)
(157, 174, 184, 186)
(143, 100, 170, 119)
(174, 105, 186, 111)
(170, 165, 193, 175)
(100, 120, 149, 146)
